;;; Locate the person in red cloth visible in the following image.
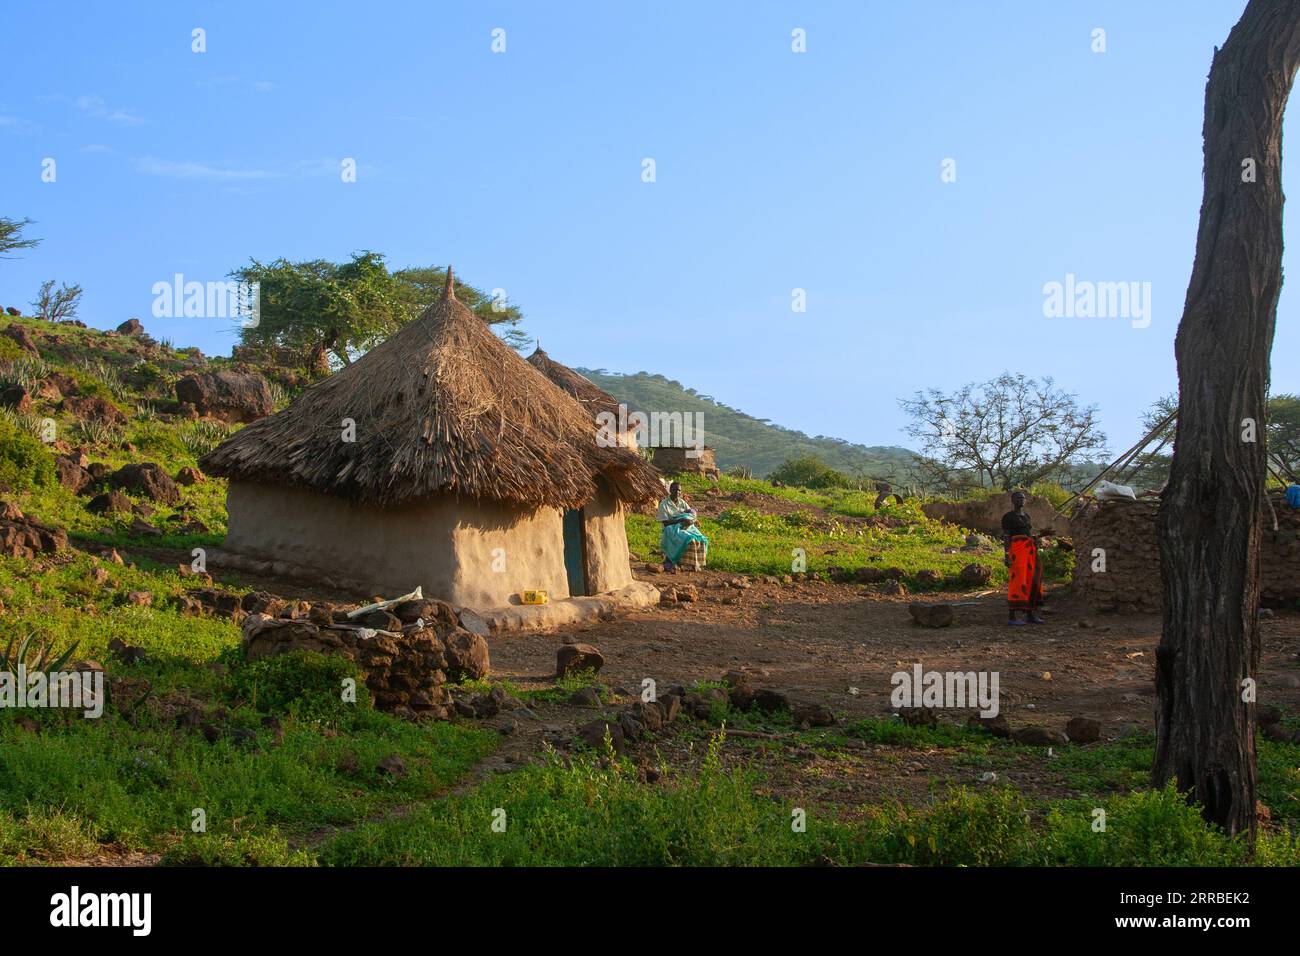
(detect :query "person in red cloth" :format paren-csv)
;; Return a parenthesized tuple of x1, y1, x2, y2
(1002, 490, 1044, 626)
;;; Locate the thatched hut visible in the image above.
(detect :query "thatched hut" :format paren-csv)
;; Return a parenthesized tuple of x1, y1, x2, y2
(527, 347, 638, 451)
(202, 270, 662, 610)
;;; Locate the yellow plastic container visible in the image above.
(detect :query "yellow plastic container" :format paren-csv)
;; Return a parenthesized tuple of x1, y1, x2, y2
(521, 589, 548, 605)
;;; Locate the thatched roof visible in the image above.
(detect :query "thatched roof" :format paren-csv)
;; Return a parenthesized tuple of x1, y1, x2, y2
(201, 269, 662, 509)
(526, 347, 623, 422)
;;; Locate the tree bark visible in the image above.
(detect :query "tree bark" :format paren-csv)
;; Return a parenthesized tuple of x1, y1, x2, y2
(1155, 0, 1300, 843)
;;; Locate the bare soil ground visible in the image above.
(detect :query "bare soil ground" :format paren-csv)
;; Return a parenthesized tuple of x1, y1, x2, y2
(481, 571, 1300, 811)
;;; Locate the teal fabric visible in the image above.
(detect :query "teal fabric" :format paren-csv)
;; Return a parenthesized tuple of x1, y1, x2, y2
(657, 495, 709, 564)
(660, 519, 709, 564)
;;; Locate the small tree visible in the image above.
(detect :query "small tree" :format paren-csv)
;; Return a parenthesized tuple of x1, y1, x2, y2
(0, 217, 40, 259)
(769, 454, 851, 489)
(233, 252, 404, 370)
(899, 372, 1107, 491)
(30, 280, 83, 322)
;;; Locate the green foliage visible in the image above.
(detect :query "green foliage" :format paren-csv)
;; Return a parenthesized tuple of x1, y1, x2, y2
(160, 831, 317, 867)
(0, 632, 80, 673)
(178, 419, 234, 456)
(76, 417, 123, 447)
(769, 454, 854, 489)
(0, 357, 49, 392)
(0, 337, 28, 364)
(0, 413, 56, 491)
(0, 216, 40, 258)
(233, 252, 405, 366)
(227, 651, 368, 725)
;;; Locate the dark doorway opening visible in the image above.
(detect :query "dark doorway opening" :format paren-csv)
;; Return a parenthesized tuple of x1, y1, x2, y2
(562, 508, 588, 597)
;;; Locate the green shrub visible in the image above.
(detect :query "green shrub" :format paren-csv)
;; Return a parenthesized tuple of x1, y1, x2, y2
(227, 651, 368, 725)
(0, 337, 27, 364)
(769, 454, 853, 490)
(0, 415, 56, 491)
(130, 421, 186, 459)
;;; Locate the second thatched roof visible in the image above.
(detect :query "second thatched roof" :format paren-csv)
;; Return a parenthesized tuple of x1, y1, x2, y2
(526, 347, 623, 422)
(201, 270, 662, 509)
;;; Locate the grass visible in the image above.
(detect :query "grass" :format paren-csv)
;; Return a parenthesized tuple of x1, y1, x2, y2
(318, 731, 1300, 867)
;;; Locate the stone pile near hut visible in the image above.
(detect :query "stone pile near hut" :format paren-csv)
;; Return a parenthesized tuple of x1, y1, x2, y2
(231, 594, 490, 721)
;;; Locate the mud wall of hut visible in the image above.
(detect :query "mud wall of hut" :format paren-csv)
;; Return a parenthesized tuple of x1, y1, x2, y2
(1071, 495, 1300, 612)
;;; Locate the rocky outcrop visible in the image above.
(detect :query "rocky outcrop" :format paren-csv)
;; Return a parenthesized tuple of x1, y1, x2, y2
(111, 462, 180, 505)
(175, 369, 273, 423)
(0, 502, 67, 558)
(61, 396, 126, 426)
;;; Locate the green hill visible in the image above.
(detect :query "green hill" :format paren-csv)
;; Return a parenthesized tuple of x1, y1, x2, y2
(575, 368, 916, 480)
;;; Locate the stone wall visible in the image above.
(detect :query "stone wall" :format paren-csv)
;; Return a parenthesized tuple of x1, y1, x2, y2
(1071, 493, 1300, 612)
(922, 491, 1070, 537)
(240, 596, 490, 720)
(652, 446, 719, 476)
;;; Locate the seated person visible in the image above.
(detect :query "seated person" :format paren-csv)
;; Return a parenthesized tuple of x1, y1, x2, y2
(657, 481, 709, 572)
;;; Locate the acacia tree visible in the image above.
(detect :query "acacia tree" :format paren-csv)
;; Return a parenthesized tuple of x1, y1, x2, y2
(1155, 0, 1300, 844)
(899, 372, 1107, 492)
(233, 251, 403, 371)
(30, 280, 83, 322)
(0, 217, 39, 259)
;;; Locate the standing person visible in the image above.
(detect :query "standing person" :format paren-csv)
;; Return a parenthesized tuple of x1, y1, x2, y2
(657, 481, 709, 572)
(1001, 490, 1044, 625)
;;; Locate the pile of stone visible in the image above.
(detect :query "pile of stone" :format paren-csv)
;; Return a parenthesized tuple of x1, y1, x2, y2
(1072, 494, 1300, 611)
(237, 594, 490, 721)
(0, 501, 67, 559)
(659, 583, 699, 605)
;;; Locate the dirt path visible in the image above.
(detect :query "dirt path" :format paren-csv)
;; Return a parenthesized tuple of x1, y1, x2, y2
(488, 570, 1300, 739)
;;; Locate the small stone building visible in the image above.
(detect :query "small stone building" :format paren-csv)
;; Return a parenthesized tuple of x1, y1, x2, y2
(652, 445, 719, 477)
(202, 270, 663, 611)
(1071, 494, 1300, 612)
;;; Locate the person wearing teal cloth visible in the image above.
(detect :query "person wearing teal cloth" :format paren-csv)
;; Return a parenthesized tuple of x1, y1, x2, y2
(657, 481, 709, 571)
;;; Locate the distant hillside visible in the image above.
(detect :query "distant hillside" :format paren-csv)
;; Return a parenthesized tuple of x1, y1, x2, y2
(575, 368, 916, 480)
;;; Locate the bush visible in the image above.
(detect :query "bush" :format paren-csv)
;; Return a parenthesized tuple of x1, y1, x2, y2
(0, 337, 27, 363)
(769, 454, 852, 490)
(227, 650, 367, 725)
(0, 414, 56, 491)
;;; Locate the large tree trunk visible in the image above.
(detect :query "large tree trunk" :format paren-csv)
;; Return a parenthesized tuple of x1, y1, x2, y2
(1155, 0, 1300, 843)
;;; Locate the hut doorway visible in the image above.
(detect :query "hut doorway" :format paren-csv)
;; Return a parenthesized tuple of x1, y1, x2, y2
(562, 508, 588, 596)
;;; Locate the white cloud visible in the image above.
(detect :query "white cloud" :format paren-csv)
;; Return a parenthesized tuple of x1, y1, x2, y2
(134, 157, 277, 180)
(132, 156, 351, 181)
(75, 94, 146, 126)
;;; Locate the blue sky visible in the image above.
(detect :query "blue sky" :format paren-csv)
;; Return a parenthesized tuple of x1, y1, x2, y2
(2, 0, 1297, 454)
